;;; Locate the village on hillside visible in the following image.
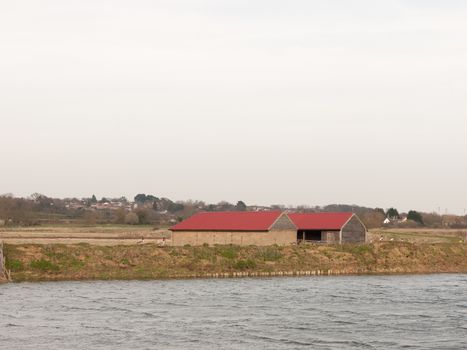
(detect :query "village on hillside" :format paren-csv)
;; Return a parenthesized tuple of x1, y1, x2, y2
(1, 193, 466, 230)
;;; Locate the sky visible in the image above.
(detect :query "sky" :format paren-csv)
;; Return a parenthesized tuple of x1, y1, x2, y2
(1, 0, 466, 214)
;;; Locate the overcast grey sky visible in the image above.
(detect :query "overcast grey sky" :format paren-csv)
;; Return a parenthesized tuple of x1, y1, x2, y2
(1, 1, 466, 214)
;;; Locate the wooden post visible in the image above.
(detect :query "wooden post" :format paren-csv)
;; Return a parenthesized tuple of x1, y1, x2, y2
(0, 241, 11, 282)
(0, 241, 4, 278)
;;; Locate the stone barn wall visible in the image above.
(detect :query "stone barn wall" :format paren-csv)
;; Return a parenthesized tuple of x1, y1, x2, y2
(341, 215, 367, 243)
(271, 214, 296, 230)
(321, 231, 340, 243)
(171, 230, 296, 246)
(171, 212, 298, 247)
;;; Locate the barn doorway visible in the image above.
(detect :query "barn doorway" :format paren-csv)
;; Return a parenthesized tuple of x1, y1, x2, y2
(297, 230, 322, 243)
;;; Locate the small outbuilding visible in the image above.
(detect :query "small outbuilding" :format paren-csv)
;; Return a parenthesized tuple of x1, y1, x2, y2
(288, 212, 367, 244)
(170, 211, 367, 246)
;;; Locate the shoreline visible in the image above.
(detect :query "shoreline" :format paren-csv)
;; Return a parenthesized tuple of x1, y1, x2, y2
(3, 269, 466, 285)
(3, 271, 467, 285)
(2, 242, 466, 283)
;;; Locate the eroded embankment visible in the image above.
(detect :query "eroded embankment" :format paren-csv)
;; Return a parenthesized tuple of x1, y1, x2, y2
(3, 242, 467, 282)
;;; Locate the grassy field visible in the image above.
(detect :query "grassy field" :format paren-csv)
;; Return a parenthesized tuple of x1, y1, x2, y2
(0, 224, 171, 246)
(3, 241, 467, 282)
(0, 224, 160, 235)
(368, 228, 467, 244)
(2, 225, 466, 245)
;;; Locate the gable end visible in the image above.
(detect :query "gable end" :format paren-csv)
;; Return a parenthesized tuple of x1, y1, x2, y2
(269, 213, 297, 231)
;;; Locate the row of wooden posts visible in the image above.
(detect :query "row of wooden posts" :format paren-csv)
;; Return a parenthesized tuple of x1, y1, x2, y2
(169, 269, 370, 279)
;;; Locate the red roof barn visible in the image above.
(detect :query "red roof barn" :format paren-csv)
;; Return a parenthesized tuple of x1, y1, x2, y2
(287, 212, 354, 230)
(288, 212, 366, 243)
(170, 211, 283, 231)
(170, 211, 366, 246)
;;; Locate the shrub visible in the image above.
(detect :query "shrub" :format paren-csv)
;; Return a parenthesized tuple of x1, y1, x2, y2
(256, 246, 282, 261)
(407, 210, 424, 225)
(124, 212, 139, 225)
(349, 245, 372, 255)
(218, 246, 238, 259)
(6, 259, 23, 271)
(193, 247, 215, 260)
(338, 244, 372, 255)
(169, 249, 180, 256)
(29, 259, 59, 272)
(67, 258, 85, 269)
(234, 259, 256, 270)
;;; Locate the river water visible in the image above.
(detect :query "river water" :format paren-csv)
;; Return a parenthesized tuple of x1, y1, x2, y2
(0, 274, 466, 349)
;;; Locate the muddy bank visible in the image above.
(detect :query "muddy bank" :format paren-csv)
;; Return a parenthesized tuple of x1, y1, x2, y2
(2, 242, 467, 282)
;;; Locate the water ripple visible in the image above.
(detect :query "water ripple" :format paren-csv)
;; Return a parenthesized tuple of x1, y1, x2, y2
(0, 274, 466, 349)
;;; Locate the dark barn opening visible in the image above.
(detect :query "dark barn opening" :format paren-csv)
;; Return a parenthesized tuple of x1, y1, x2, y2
(297, 230, 322, 242)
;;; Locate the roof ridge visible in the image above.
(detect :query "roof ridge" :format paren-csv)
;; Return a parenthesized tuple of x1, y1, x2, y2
(170, 210, 283, 231)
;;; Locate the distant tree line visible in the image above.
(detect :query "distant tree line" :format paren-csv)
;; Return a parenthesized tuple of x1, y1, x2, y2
(0, 193, 465, 228)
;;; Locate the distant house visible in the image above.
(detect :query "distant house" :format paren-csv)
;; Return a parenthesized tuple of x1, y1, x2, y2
(383, 216, 408, 225)
(170, 211, 366, 246)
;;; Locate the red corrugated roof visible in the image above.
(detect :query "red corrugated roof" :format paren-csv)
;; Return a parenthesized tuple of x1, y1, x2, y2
(287, 212, 353, 230)
(170, 211, 283, 231)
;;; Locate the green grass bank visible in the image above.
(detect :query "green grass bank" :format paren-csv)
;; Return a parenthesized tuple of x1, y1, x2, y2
(3, 242, 467, 282)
